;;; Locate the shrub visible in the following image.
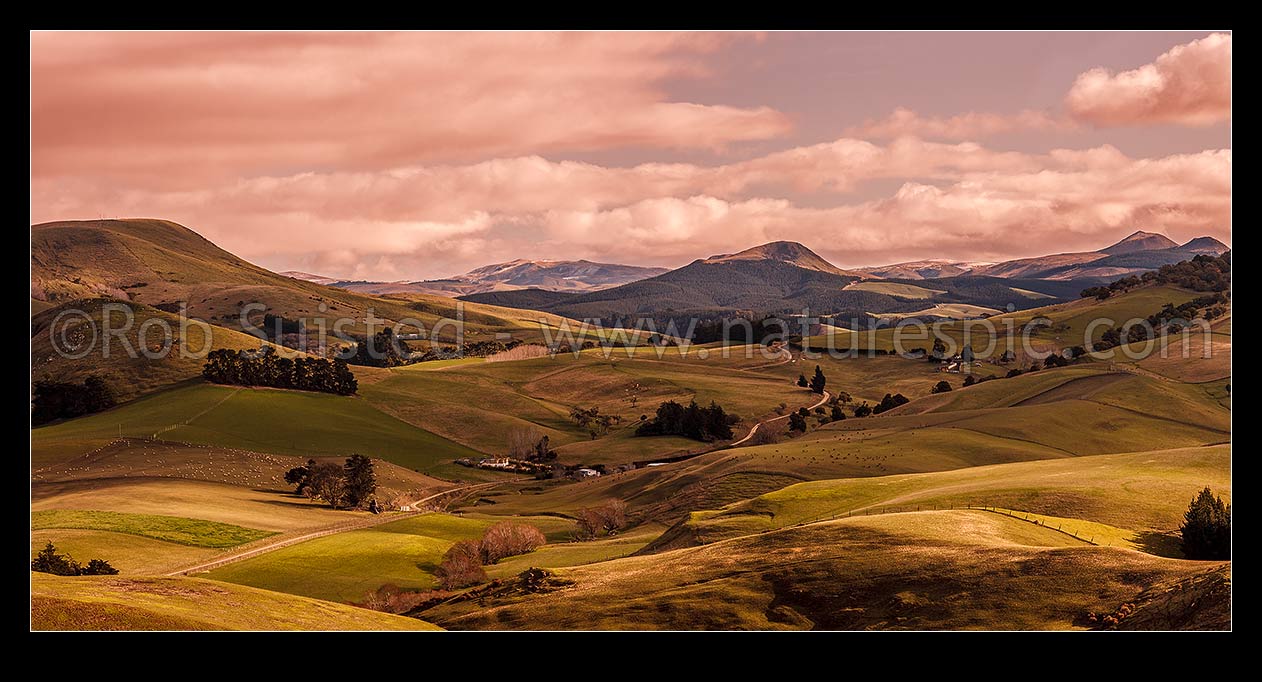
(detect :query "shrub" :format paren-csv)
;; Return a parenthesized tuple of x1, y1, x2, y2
(575, 499, 628, 540)
(479, 522, 547, 564)
(435, 539, 487, 589)
(931, 380, 952, 394)
(962, 375, 976, 387)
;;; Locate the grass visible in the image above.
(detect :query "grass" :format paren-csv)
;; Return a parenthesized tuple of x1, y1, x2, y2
(31, 529, 221, 575)
(423, 510, 1222, 630)
(206, 512, 579, 602)
(664, 445, 1229, 552)
(31, 382, 482, 475)
(844, 281, 944, 299)
(31, 573, 438, 631)
(33, 478, 363, 533)
(32, 510, 274, 548)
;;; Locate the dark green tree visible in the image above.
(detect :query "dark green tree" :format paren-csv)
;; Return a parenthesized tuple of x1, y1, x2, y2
(284, 459, 316, 494)
(830, 405, 845, 420)
(81, 558, 119, 575)
(962, 375, 976, 387)
(796, 374, 808, 388)
(343, 454, 378, 509)
(931, 380, 952, 394)
(31, 542, 79, 576)
(788, 412, 807, 432)
(809, 365, 826, 395)
(853, 402, 872, 418)
(1180, 487, 1231, 560)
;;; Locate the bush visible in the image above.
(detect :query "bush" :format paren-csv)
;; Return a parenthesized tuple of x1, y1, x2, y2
(931, 380, 952, 394)
(853, 402, 872, 418)
(788, 412, 808, 432)
(479, 522, 547, 564)
(1180, 487, 1231, 560)
(435, 539, 487, 589)
(962, 375, 976, 387)
(30, 542, 117, 576)
(751, 427, 781, 445)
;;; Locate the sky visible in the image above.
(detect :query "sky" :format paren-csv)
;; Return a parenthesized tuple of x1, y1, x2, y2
(30, 31, 1231, 280)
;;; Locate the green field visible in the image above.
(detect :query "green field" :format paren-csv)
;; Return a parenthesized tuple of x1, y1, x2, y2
(207, 512, 578, 602)
(32, 510, 273, 548)
(31, 573, 438, 631)
(31, 382, 482, 474)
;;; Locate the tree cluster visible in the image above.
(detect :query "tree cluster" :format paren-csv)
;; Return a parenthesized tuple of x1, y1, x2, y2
(569, 406, 621, 439)
(31, 542, 118, 576)
(930, 380, 953, 394)
(202, 347, 357, 395)
(284, 454, 377, 509)
(871, 393, 910, 415)
(346, 328, 410, 367)
(635, 400, 734, 442)
(1154, 253, 1231, 292)
(32, 376, 116, 426)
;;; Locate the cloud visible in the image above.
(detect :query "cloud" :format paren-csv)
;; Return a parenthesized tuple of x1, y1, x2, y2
(1065, 32, 1231, 126)
(30, 31, 791, 185)
(31, 138, 1230, 278)
(845, 107, 1074, 140)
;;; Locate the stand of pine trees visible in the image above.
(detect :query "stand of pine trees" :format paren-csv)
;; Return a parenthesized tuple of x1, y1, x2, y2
(202, 347, 357, 395)
(636, 400, 734, 442)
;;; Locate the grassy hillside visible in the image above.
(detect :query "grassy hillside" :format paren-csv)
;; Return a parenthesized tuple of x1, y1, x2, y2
(31, 383, 482, 475)
(31, 298, 290, 403)
(652, 445, 1229, 553)
(31, 573, 438, 631)
(207, 512, 579, 602)
(423, 511, 1226, 630)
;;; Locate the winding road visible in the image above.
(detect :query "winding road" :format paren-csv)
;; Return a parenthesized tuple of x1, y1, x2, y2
(165, 480, 506, 576)
(729, 389, 831, 448)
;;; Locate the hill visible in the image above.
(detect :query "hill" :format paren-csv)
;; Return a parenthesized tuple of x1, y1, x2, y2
(31, 573, 438, 630)
(1098, 230, 1180, 255)
(31, 219, 580, 344)
(420, 510, 1227, 630)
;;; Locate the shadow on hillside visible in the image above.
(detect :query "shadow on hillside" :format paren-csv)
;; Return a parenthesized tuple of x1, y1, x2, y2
(1134, 531, 1183, 558)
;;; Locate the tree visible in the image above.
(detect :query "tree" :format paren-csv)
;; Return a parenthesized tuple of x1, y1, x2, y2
(932, 337, 948, 359)
(31, 542, 79, 576)
(636, 400, 732, 442)
(830, 405, 845, 420)
(284, 459, 316, 494)
(31, 376, 117, 425)
(962, 375, 976, 387)
(306, 462, 347, 508)
(931, 380, 952, 394)
(796, 374, 808, 388)
(1180, 487, 1231, 560)
(853, 402, 872, 418)
(809, 365, 826, 395)
(342, 454, 377, 509)
(788, 412, 807, 432)
(435, 540, 486, 589)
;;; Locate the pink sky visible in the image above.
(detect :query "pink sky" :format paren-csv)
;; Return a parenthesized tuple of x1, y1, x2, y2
(30, 31, 1231, 280)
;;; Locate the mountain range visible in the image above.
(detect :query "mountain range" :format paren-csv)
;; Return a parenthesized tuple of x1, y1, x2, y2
(285, 259, 668, 297)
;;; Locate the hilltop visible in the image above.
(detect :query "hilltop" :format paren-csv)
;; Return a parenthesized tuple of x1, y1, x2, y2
(299, 259, 668, 297)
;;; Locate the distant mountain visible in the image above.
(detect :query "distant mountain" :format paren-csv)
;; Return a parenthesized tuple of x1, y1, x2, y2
(280, 271, 340, 285)
(701, 241, 866, 278)
(329, 259, 668, 297)
(855, 259, 993, 280)
(1098, 230, 1180, 255)
(965, 231, 1227, 280)
(1180, 237, 1230, 255)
